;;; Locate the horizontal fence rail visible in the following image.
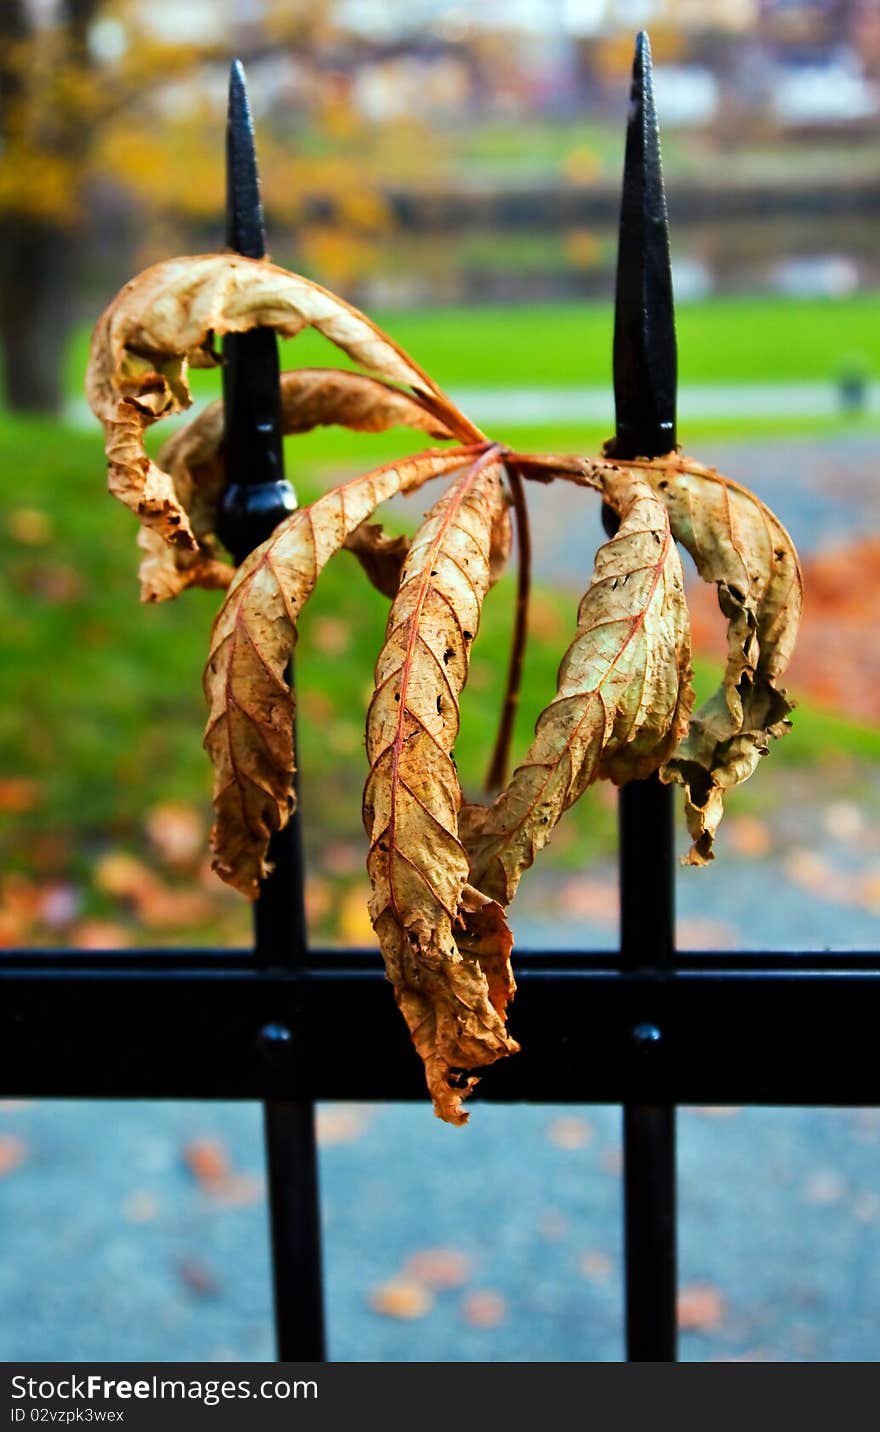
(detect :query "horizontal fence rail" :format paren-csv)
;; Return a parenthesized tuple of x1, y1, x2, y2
(2, 951, 879, 1104)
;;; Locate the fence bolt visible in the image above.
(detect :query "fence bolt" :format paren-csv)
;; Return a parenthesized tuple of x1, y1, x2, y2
(630, 1022, 662, 1051)
(257, 1022, 294, 1067)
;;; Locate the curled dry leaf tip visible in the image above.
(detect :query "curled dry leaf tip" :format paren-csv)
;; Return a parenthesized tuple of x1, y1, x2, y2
(363, 445, 519, 1124)
(617, 452, 803, 863)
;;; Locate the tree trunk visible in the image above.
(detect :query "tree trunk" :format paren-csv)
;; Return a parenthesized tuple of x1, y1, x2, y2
(0, 218, 80, 415)
(0, 0, 95, 415)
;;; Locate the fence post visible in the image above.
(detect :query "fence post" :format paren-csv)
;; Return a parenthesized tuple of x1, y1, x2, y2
(608, 31, 678, 1363)
(219, 60, 326, 1363)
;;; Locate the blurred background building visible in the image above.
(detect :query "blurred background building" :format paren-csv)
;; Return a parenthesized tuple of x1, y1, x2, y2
(2, 0, 879, 410)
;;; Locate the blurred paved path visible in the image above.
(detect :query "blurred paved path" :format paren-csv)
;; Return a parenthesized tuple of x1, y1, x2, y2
(520, 432, 880, 591)
(66, 383, 880, 432)
(451, 382, 880, 426)
(1, 1098, 880, 1363)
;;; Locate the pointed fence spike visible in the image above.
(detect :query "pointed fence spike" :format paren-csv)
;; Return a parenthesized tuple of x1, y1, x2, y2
(226, 58, 266, 260)
(218, 56, 296, 563)
(612, 29, 677, 461)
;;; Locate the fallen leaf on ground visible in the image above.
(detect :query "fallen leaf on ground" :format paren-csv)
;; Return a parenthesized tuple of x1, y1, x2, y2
(403, 1249, 472, 1289)
(579, 1250, 613, 1283)
(823, 801, 864, 843)
(310, 615, 351, 656)
(676, 916, 738, 950)
(368, 1280, 434, 1320)
(0, 778, 41, 813)
(547, 1115, 594, 1150)
(20, 564, 83, 604)
(0, 1134, 28, 1176)
(183, 1138, 229, 1188)
(70, 920, 131, 950)
(725, 815, 772, 859)
(783, 848, 833, 895)
(558, 878, 617, 925)
(177, 1257, 221, 1298)
(0, 911, 28, 947)
(315, 1107, 371, 1147)
(94, 850, 214, 930)
(93, 852, 155, 900)
(7, 508, 51, 545)
(146, 803, 205, 867)
(677, 1283, 726, 1333)
(461, 1290, 507, 1328)
(207, 1173, 263, 1208)
(182, 1137, 261, 1206)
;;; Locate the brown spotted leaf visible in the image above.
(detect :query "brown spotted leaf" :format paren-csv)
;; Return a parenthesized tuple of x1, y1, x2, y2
(345, 487, 513, 603)
(461, 470, 692, 906)
(626, 452, 803, 864)
(205, 448, 477, 897)
(85, 254, 479, 568)
(139, 367, 455, 602)
(363, 449, 519, 1125)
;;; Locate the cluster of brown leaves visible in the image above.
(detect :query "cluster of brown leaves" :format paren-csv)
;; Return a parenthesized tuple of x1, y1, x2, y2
(87, 254, 803, 1124)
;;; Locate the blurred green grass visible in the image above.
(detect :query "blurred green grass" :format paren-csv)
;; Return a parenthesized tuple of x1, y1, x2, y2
(69, 292, 880, 396)
(4, 292, 879, 943)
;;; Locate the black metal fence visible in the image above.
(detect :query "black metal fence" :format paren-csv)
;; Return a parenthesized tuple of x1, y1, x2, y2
(2, 31, 874, 1364)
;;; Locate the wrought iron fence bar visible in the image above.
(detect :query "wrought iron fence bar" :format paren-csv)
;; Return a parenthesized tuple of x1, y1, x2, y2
(611, 31, 678, 1363)
(220, 59, 325, 1364)
(4, 964, 879, 1102)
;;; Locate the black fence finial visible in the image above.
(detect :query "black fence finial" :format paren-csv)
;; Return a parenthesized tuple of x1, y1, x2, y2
(611, 29, 677, 461)
(217, 58, 296, 566)
(226, 58, 266, 260)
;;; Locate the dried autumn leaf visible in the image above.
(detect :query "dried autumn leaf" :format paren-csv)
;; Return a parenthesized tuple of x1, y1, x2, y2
(460, 1290, 508, 1328)
(363, 449, 519, 1125)
(369, 1280, 434, 1320)
(0, 1135, 27, 1177)
(403, 1248, 472, 1289)
(461, 470, 692, 906)
(345, 488, 513, 604)
(677, 1283, 727, 1333)
(140, 367, 456, 602)
(85, 253, 480, 576)
(205, 447, 480, 896)
(626, 453, 803, 864)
